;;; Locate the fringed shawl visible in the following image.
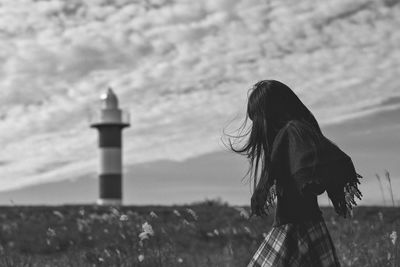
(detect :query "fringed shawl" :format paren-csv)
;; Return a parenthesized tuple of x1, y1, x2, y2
(259, 120, 362, 218)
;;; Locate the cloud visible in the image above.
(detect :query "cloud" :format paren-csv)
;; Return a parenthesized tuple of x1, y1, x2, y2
(0, 0, 399, 191)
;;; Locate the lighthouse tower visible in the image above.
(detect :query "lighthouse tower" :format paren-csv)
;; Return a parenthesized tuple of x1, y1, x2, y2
(90, 88, 130, 205)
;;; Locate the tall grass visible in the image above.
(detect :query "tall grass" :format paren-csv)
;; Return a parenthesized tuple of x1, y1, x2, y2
(376, 173, 386, 206)
(385, 170, 396, 207)
(0, 202, 398, 266)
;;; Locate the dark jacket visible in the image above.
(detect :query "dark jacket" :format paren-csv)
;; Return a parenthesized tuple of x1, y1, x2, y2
(257, 120, 362, 226)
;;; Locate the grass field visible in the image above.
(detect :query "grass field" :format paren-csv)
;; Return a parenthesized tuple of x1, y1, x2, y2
(0, 200, 398, 266)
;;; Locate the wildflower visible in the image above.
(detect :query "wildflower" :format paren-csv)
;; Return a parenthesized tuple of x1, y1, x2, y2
(213, 229, 219, 236)
(378, 211, 384, 222)
(262, 232, 268, 238)
(98, 257, 104, 263)
(235, 207, 250, 219)
(52, 210, 64, 219)
(76, 219, 87, 232)
(139, 232, 149, 241)
(139, 222, 154, 241)
(186, 208, 198, 220)
(150, 211, 158, 218)
(173, 209, 181, 217)
(177, 258, 183, 263)
(46, 227, 56, 237)
(120, 214, 128, 221)
(104, 249, 111, 258)
(390, 231, 397, 245)
(161, 227, 167, 235)
(349, 209, 354, 218)
(142, 222, 154, 236)
(110, 207, 120, 217)
(182, 219, 190, 226)
(138, 254, 145, 262)
(78, 208, 85, 216)
(102, 214, 112, 221)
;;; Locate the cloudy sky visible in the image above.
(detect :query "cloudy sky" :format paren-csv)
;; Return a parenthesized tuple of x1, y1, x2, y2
(0, 0, 399, 205)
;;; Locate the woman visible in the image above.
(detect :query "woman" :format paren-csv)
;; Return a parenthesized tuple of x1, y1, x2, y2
(228, 80, 362, 267)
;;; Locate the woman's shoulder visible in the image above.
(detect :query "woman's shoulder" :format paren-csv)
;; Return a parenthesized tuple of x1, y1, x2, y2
(273, 120, 324, 151)
(285, 119, 314, 131)
(278, 120, 316, 139)
(272, 120, 307, 148)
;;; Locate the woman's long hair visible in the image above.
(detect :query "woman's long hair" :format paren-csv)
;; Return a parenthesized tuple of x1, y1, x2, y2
(226, 80, 322, 208)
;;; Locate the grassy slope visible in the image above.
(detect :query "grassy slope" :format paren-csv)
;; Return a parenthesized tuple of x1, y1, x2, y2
(0, 202, 398, 266)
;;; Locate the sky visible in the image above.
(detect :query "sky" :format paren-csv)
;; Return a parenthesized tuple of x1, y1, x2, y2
(0, 0, 399, 205)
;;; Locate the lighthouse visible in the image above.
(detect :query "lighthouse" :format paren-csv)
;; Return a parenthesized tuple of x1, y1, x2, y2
(90, 88, 130, 205)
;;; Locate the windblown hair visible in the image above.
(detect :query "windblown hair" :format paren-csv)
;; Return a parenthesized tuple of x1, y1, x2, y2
(227, 80, 323, 209)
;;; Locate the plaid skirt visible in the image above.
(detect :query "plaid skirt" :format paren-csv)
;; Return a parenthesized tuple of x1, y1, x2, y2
(247, 219, 340, 267)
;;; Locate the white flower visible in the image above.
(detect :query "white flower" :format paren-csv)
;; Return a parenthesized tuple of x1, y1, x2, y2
(138, 254, 144, 262)
(150, 211, 158, 218)
(110, 207, 120, 217)
(78, 208, 85, 216)
(46, 227, 56, 237)
(104, 249, 111, 257)
(185, 208, 198, 220)
(142, 222, 154, 236)
(177, 258, 183, 263)
(390, 231, 397, 245)
(378, 212, 384, 222)
(235, 207, 250, 219)
(52, 210, 64, 219)
(240, 209, 250, 219)
(120, 214, 128, 221)
(139, 222, 154, 241)
(173, 209, 181, 217)
(138, 232, 149, 241)
(262, 232, 268, 238)
(244, 226, 251, 234)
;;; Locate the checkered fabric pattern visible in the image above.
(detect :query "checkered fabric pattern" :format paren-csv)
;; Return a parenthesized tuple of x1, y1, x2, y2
(247, 219, 340, 267)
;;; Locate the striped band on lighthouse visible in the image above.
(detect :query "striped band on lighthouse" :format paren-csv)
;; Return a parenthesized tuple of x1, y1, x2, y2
(90, 88, 130, 206)
(98, 125, 123, 205)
